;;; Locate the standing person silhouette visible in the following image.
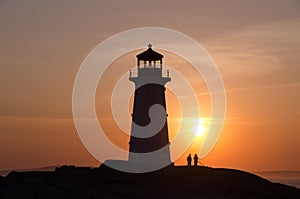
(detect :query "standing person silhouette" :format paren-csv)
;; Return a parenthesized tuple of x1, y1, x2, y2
(187, 154, 192, 166)
(193, 154, 199, 166)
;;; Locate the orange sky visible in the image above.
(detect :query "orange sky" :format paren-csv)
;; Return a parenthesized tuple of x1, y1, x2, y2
(0, 0, 299, 172)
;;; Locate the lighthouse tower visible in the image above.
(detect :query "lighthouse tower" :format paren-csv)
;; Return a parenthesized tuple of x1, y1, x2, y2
(128, 44, 172, 166)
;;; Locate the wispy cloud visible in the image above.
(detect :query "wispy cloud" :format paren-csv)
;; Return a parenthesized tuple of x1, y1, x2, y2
(176, 82, 300, 98)
(205, 17, 300, 77)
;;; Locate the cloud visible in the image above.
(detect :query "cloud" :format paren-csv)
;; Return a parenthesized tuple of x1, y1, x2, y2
(205, 17, 300, 77)
(194, 82, 300, 97)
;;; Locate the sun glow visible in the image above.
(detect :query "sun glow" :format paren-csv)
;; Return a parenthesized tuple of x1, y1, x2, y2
(194, 125, 206, 137)
(191, 118, 208, 137)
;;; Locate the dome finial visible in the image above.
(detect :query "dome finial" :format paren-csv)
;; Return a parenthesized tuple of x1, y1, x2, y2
(147, 44, 152, 49)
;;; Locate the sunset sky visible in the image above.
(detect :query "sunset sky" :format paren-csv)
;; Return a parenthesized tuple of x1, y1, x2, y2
(0, 0, 299, 172)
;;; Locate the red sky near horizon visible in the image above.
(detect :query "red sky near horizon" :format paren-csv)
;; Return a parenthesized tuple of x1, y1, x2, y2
(0, 0, 299, 172)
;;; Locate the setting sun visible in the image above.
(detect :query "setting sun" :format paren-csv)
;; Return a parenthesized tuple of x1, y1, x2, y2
(191, 118, 208, 137)
(194, 125, 206, 137)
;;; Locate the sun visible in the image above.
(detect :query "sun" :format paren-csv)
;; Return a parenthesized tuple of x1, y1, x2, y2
(194, 125, 206, 137)
(191, 118, 208, 138)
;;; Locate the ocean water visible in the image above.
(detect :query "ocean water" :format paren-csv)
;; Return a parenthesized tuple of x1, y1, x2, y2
(255, 171, 300, 188)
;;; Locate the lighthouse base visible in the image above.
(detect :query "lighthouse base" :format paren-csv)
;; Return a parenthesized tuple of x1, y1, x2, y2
(102, 159, 173, 173)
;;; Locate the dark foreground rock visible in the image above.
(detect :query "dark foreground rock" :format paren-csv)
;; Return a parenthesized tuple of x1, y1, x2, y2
(0, 165, 299, 199)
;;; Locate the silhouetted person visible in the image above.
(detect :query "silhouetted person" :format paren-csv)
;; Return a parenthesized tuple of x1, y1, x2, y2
(193, 154, 199, 166)
(187, 154, 192, 166)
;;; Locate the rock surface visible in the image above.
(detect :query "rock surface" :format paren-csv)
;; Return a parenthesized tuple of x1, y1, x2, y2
(0, 165, 299, 199)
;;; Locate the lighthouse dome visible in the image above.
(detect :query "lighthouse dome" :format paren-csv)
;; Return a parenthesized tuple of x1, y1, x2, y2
(136, 44, 164, 61)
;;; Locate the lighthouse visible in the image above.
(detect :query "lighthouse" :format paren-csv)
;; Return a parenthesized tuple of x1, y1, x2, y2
(128, 44, 172, 166)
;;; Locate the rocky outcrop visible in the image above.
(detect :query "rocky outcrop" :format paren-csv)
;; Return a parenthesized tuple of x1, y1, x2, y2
(0, 165, 299, 199)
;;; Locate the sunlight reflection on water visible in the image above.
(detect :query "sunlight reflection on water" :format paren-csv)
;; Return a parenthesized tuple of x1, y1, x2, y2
(255, 171, 300, 188)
